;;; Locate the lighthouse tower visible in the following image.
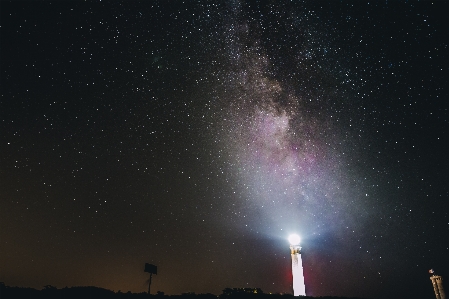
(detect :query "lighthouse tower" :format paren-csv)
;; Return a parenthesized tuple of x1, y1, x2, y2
(430, 270, 446, 299)
(289, 234, 306, 296)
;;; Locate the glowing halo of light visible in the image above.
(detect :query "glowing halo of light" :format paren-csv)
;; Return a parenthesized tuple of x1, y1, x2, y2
(288, 234, 301, 245)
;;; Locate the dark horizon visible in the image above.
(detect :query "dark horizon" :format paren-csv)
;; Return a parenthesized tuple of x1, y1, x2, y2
(1, 283, 373, 299)
(1, 1, 448, 299)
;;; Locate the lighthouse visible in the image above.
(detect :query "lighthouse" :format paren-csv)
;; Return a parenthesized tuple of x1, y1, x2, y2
(288, 234, 306, 296)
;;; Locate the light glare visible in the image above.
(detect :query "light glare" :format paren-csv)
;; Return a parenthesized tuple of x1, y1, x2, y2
(288, 234, 301, 245)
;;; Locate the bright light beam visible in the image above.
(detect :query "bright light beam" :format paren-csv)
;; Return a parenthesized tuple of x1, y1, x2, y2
(288, 234, 301, 246)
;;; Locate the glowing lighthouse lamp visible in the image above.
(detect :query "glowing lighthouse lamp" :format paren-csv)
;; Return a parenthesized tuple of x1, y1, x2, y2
(288, 234, 306, 296)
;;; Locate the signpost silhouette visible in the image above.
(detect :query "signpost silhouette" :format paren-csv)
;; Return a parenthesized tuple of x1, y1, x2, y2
(144, 263, 157, 295)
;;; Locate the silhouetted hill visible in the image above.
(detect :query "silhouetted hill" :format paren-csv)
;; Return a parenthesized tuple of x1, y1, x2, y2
(0, 283, 370, 299)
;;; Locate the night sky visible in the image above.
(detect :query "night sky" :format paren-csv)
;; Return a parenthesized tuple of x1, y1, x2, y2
(1, 1, 448, 298)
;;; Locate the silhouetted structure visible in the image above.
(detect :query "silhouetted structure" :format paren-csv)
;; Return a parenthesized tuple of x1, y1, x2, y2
(145, 263, 158, 295)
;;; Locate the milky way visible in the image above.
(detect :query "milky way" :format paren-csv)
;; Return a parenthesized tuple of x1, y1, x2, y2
(205, 5, 366, 243)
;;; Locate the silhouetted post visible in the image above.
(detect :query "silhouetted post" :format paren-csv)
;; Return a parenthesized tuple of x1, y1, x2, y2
(145, 263, 157, 296)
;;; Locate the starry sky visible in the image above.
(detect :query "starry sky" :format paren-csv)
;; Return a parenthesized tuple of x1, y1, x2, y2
(1, 1, 448, 298)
